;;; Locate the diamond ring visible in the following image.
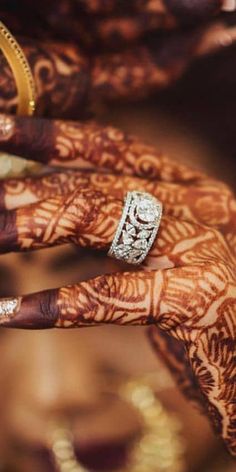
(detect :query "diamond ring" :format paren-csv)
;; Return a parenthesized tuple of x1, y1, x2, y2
(108, 191, 162, 265)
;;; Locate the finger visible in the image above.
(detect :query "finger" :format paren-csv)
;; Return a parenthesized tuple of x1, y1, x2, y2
(0, 178, 234, 290)
(1, 170, 235, 256)
(0, 114, 205, 182)
(0, 188, 122, 254)
(0, 263, 235, 454)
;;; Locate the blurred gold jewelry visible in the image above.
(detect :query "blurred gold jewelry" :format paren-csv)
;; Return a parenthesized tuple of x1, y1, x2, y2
(50, 377, 185, 472)
(0, 21, 36, 115)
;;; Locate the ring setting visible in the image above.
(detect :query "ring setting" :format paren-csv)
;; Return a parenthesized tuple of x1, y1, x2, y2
(108, 191, 162, 265)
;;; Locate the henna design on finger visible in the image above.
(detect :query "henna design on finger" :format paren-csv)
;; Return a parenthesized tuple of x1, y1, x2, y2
(148, 327, 206, 405)
(0, 206, 235, 454)
(0, 259, 235, 453)
(1, 175, 234, 274)
(0, 188, 122, 253)
(1, 170, 235, 256)
(0, 114, 205, 181)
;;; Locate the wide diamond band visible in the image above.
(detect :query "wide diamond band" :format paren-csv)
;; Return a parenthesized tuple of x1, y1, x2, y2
(108, 191, 162, 265)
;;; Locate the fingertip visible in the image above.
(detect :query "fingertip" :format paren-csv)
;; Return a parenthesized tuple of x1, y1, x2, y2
(0, 290, 59, 329)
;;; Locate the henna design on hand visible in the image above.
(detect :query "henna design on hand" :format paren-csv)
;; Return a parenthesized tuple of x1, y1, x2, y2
(0, 162, 235, 454)
(0, 256, 235, 454)
(0, 188, 122, 253)
(0, 39, 90, 119)
(0, 16, 236, 116)
(1, 169, 235, 254)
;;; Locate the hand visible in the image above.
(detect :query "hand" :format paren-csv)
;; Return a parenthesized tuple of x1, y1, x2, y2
(0, 114, 235, 456)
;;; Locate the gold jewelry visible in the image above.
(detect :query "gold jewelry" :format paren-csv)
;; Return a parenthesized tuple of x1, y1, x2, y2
(50, 377, 185, 472)
(0, 21, 36, 115)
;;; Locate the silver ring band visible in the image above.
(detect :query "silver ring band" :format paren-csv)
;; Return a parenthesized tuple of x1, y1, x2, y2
(108, 191, 162, 265)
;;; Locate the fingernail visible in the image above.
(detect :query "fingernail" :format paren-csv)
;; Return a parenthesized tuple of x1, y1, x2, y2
(0, 297, 21, 323)
(222, 0, 236, 11)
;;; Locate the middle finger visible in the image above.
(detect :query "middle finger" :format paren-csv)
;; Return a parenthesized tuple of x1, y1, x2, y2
(0, 171, 235, 248)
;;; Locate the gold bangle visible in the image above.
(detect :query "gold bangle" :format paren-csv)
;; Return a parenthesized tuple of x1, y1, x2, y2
(0, 21, 36, 116)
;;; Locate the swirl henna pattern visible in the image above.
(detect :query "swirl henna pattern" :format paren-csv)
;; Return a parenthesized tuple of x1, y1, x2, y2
(0, 198, 235, 454)
(0, 114, 205, 181)
(0, 112, 235, 454)
(0, 168, 235, 253)
(0, 39, 90, 118)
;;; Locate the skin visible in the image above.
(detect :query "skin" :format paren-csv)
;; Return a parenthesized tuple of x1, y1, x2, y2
(0, 117, 235, 456)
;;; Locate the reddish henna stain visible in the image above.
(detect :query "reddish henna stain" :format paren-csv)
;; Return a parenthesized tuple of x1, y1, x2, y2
(0, 211, 18, 253)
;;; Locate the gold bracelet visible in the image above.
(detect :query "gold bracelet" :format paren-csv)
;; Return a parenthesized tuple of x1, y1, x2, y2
(0, 21, 36, 116)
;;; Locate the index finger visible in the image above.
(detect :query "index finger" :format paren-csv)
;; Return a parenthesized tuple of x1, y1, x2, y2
(0, 114, 204, 182)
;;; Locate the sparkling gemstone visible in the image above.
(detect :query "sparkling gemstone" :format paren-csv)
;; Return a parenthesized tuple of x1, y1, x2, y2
(137, 199, 157, 222)
(133, 239, 148, 250)
(138, 229, 151, 239)
(125, 223, 136, 236)
(115, 244, 130, 258)
(122, 231, 134, 245)
(127, 249, 141, 260)
(0, 298, 18, 316)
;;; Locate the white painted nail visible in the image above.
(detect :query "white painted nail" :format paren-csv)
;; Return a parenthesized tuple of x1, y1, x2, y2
(222, 0, 236, 11)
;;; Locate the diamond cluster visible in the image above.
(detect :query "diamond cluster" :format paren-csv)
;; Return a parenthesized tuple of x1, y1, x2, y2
(108, 191, 162, 265)
(0, 298, 19, 317)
